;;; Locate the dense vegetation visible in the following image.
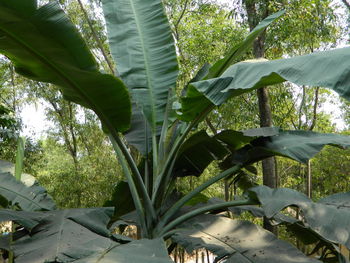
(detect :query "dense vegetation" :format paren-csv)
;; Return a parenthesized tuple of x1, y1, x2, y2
(0, 0, 350, 262)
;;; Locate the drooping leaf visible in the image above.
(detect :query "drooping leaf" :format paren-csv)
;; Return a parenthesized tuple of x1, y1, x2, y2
(178, 11, 284, 121)
(171, 214, 320, 263)
(174, 131, 229, 177)
(75, 238, 174, 263)
(190, 63, 211, 86)
(0, 0, 131, 132)
(249, 186, 350, 249)
(102, 0, 178, 132)
(181, 63, 211, 98)
(12, 208, 117, 263)
(173, 127, 281, 178)
(0, 172, 56, 211)
(104, 181, 135, 223)
(231, 130, 350, 165)
(206, 10, 285, 79)
(214, 130, 253, 152)
(181, 47, 350, 121)
(216, 127, 279, 151)
(231, 171, 258, 192)
(228, 205, 332, 246)
(0, 209, 44, 230)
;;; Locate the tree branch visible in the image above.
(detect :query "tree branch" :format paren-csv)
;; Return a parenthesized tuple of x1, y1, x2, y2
(76, 0, 115, 75)
(309, 87, 319, 131)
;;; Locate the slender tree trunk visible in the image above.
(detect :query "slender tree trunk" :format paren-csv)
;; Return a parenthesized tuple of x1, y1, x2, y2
(224, 179, 230, 201)
(180, 248, 185, 263)
(206, 249, 210, 263)
(307, 160, 312, 198)
(174, 246, 178, 263)
(305, 87, 319, 198)
(245, 0, 278, 235)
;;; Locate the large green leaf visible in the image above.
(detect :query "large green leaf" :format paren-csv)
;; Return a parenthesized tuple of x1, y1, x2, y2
(181, 47, 350, 121)
(104, 181, 135, 223)
(231, 130, 350, 165)
(0, 172, 56, 211)
(171, 214, 320, 263)
(102, 0, 178, 131)
(173, 131, 229, 177)
(124, 103, 153, 155)
(0, 0, 131, 132)
(75, 238, 174, 263)
(249, 186, 350, 249)
(172, 127, 280, 178)
(178, 11, 284, 121)
(216, 127, 279, 150)
(206, 10, 285, 79)
(11, 208, 117, 263)
(229, 205, 331, 245)
(0, 209, 43, 230)
(229, 205, 346, 261)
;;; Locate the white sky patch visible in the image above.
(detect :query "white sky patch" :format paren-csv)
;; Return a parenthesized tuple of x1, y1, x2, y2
(20, 100, 53, 140)
(323, 91, 346, 131)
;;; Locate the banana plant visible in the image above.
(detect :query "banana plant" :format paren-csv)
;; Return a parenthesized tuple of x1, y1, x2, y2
(1, 0, 350, 262)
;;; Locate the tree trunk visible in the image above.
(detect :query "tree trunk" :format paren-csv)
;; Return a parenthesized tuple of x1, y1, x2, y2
(174, 246, 178, 263)
(206, 249, 210, 263)
(244, 0, 278, 235)
(307, 160, 312, 198)
(224, 179, 230, 201)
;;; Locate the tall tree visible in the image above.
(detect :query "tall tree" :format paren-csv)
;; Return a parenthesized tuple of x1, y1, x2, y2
(244, 0, 277, 234)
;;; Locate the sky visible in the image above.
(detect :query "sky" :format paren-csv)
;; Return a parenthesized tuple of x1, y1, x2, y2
(21, 101, 51, 139)
(20, 0, 348, 139)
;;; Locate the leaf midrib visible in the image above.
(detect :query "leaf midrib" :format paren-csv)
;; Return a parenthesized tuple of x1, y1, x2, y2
(0, 12, 119, 136)
(199, 229, 254, 263)
(129, 0, 157, 130)
(0, 184, 42, 210)
(56, 210, 68, 260)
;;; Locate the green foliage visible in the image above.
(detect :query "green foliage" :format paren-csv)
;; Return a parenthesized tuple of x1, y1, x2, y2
(249, 185, 350, 248)
(0, 0, 349, 262)
(33, 133, 120, 208)
(164, 1, 247, 86)
(0, 171, 55, 211)
(172, 214, 320, 263)
(180, 47, 350, 121)
(0, 104, 18, 141)
(266, 0, 339, 56)
(0, 207, 116, 263)
(76, 238, 173, 263)
(0, 0, 131, 133)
